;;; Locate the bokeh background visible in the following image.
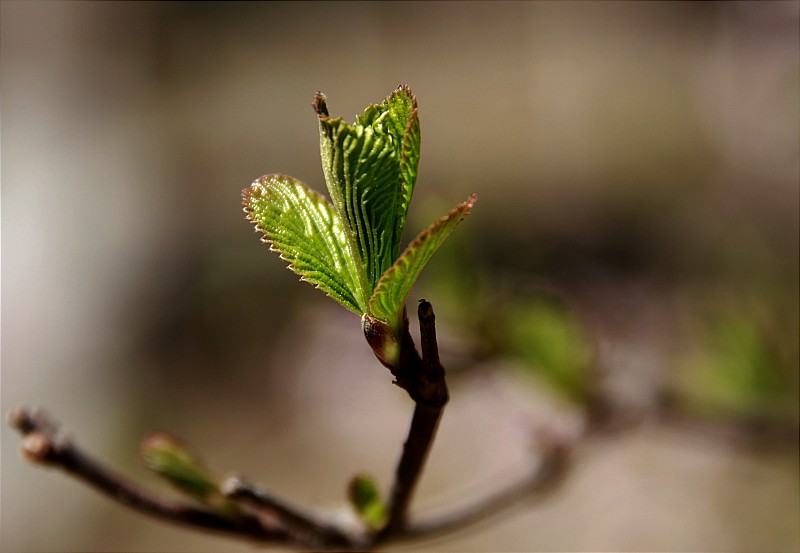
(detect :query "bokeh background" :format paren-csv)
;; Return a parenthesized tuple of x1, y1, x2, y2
(2, 1, 798, 551)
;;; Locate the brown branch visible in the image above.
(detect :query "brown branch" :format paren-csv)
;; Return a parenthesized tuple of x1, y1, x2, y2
(9, 302, 578, 550)
(379, 402, 444, 538)
(9, 406, 574, 551)
(377, 300, 449, 540)
(221, 475, 355, 549)
(391, 440, 571, 544)
(6, 408, 352, 548)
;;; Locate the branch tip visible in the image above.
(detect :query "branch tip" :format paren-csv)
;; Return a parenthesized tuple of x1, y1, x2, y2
(21, 431, 54, 463)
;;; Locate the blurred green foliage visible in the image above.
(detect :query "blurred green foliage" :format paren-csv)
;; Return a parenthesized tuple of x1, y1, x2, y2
(421, 228, 592, 403)
(675, 307, 797, 419)
(505, 298, 591, 403)
(421, 218, 798, 425)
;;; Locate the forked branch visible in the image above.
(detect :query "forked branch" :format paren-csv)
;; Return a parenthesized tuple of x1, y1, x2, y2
(7, 409, 285, 544)
(378, 300, 448, 538)
(8, 301, 573, 550)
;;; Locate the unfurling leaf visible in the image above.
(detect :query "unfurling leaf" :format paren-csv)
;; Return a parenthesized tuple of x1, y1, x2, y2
(315, 86, 420, 296)
(243, 86, 476, 349)
(347, 474, 386, 530)
(243, 174, 365, 315)
(369, 194, 477, 335)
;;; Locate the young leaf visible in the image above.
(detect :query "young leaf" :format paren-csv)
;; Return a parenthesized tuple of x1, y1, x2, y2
(141, 432, 241, 517)
(243, 174, 366, 315)
(357, 86, 420, 252)
(141, 432, 219, 501)
(347, 474, 386, 531)
(314, 86, 420, 297)
(368, 194, 477, 333)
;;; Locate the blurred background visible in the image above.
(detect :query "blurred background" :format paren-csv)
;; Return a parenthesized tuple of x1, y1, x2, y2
(2, 1, 798, 551)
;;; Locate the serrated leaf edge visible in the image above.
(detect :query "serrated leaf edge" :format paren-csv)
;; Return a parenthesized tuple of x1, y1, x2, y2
(242, 174, 366, 315)
(368, 193, 477, 329)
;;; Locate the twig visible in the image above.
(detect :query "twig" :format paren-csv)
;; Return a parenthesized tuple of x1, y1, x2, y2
(379, 403, 443, 538)
(9, 301, 576, 550)
(7, 408, 371, 548)
(6, 408, 284, 543)
(394, 440, 571, 543)
(377, 300, 449, 539)
(9, 407, 573, 551)
(221, 475, 355, 548)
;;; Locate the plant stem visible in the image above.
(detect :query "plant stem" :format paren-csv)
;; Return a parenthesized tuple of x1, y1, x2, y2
(378, 300, 448, 538)
(9, 399, 574, 550)
(396, 441, 570, 542)
(9, 302, 583, 550)
(221, 475, 352, 548)
(7, 409, 281, 542)
(380, 403, 443, 536)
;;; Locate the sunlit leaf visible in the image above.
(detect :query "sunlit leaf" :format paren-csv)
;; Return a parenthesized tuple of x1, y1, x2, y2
(243, 174, 365, 315)
(315, 86, 420, 297)
(244, 87, 476, 338)
(368, 194, 477, 333)
(357, 85, 420, 251)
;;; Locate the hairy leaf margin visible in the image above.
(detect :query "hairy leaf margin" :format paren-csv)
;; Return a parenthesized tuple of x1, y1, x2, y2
(368, 194, 478, 332)
(243, 174, 365, 315)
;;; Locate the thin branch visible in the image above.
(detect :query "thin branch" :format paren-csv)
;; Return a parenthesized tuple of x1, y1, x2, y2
(378, 300, 448, 539)
(391, 440, 571, 544)
(379, 402, 444, 538)
(221, 475, 356, 549)
(418, 299, 449, 407)
(8, 300, 577, 551)
(6, 409, 316, 546)
(9, 409, 574, 551)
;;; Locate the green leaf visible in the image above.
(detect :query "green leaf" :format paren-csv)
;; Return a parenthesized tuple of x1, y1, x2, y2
(314, 86, 420, 297)
(347, 474, 386, 531)
(357, 85, 420, 251)
(243, 174, 365, 315)
(369, 194, 477, 333)
(244, 87, 475, 334)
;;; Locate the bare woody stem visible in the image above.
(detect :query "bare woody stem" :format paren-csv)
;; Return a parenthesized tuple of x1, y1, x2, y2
(6, 409, 284, 543)
(380, 403, 442, 537)
(378, 299, 448, 539)
(396, 440, 570, 542)
(220, 475, 353, 548)
(8, 301, 577, 550)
